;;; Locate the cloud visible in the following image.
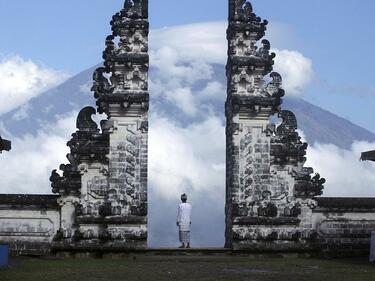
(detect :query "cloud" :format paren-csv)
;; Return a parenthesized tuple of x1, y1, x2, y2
(198, 81, 226, 101)
(150, 22, 227, 65)
(149, 114, 225, 200)
(306, 140, 375, 197)
(273, 49, 314, 97)
(0, 55, 69, 116)
(0, 112, 76, 194)
(164, 87, 197, 116)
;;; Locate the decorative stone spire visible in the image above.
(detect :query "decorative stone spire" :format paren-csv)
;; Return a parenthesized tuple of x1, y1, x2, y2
(93, 0, 149, 116)
(228, 1, 268, 42)
(226, 0, 283, 108)
(50, 106, 109, 197)
(225, 0, 325, 250)
(123, 0, 148, 19)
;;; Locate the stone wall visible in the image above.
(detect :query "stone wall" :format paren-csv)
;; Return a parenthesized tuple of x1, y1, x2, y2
(0, 195, 60, 255)
(313, 197, 375, 255)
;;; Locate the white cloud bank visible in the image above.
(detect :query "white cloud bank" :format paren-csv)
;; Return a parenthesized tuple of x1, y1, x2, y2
(149, 114, 225, 201)
(273, 49, 314, 97)
(150, 22, 227, 66)
(0, 55, 69, 116)
(306, 141, 375, 197)
(0, 113, 75, 194)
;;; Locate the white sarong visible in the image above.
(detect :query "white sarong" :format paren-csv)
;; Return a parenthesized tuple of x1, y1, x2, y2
(177, 202, 192, 243)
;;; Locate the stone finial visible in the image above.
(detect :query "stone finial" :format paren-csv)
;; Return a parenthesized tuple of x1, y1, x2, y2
(92, 67, 112, 98)
(230, 0, 253, 20)
(277, 110, 298, 134)
(229, 0, 268, 32)
(124, 0, 148, 19)
(76, 106, 99, 133)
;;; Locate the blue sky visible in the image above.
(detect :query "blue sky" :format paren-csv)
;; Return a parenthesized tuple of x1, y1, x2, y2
(0, 0, 374, 132)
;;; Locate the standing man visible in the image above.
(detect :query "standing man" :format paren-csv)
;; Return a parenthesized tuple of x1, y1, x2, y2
(176, 193, 192, 248)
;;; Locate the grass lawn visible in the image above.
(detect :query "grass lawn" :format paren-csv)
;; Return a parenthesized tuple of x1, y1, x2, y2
(1, 256, 375, 281)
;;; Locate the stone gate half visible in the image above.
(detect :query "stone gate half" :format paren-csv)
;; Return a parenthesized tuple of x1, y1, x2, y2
(50, 0, 149, 250)
(225, 0, 326, 250)
(224, 1, 375, 255)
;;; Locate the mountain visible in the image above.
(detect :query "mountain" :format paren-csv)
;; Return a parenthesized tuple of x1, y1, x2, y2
(1, 64, 374, 150)
(282, 98, 375, 148)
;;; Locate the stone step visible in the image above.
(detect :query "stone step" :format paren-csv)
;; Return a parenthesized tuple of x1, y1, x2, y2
(55, 247, 318, 259)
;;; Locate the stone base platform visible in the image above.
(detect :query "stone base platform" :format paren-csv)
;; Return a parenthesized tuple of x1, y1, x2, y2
(52, 247, 324, 259)
(52, 247, 221, 256)
(54, 248, 229, 258)
(51, 246, 372, 259)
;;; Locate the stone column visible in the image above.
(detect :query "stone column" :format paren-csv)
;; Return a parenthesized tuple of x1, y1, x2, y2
(105, 108, 148, 248)
(57, 196, 78, 240)
(93, 0, 150, 249)
(225, 1, 324, 250)
(50, 0, 150, 250)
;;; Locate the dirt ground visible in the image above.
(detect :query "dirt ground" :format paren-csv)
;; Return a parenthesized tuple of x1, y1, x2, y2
(1, 256, 375, 281)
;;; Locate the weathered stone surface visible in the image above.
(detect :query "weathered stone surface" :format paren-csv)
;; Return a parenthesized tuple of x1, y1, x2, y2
(0, 195, 60, 256)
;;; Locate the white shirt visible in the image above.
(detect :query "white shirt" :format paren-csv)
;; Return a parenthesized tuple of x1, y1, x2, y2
(177, 202, 192, 231)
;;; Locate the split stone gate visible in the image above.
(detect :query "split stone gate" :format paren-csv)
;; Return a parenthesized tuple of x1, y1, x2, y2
(1, 0, 375, 256)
